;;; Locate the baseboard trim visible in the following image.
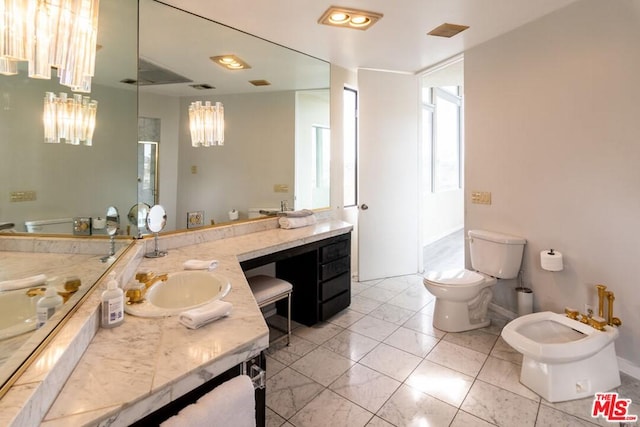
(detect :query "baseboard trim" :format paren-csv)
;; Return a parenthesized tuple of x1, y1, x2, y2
(489, 303, 516, 320)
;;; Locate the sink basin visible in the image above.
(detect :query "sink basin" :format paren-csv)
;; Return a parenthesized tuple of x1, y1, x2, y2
(124, 271, 231, 318)
(0, 289, 41, 339)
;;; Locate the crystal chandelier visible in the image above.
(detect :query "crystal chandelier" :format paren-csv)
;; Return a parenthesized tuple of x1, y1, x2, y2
(43, 91, 97, 145)
(0, 0, 100, 93)
(188, 101, 224, 147)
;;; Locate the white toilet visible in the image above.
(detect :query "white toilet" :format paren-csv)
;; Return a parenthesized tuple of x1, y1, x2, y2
(423, 229, 526, 332)
(24, 218, 73, 233)
(501, 311, 620, 402)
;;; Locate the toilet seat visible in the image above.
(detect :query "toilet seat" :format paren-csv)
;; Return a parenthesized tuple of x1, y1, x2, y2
(502, 311, 619, 364)
(424, 269, 485, 287)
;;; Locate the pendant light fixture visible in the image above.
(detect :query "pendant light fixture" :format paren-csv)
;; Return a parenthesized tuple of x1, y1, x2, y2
(43, 91, 97, 145)
(188, 101, 224, 147)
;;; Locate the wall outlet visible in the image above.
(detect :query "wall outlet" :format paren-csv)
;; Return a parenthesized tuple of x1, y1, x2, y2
(584, 303, 594, 315)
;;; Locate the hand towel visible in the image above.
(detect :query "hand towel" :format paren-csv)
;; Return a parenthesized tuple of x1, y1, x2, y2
(0, 274, 47, 292)
(278, 214, 316, 229)
(179, 300, 232, 329)
(277, 209, 314, 218)
(183, 259, 219, 271)
(160, 375, 256, 427)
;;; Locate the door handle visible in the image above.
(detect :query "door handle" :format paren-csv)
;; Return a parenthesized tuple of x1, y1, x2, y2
(360, 204, 368, 210)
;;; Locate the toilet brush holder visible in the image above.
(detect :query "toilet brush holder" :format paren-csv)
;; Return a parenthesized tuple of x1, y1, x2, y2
(516, 287, 533, 316)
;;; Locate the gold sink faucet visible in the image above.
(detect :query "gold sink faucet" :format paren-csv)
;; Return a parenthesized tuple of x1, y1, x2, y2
(126, 272, 168, 304)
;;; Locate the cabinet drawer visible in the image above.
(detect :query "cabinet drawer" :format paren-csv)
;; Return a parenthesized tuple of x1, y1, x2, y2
(320, 239, 350, 263)
(320, 272, 350, 301)
(320, 291, 351, 321)
(320, 256, 349, 281)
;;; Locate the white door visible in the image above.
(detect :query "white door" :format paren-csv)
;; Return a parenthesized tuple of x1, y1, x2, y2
(357, 69, 420, 281)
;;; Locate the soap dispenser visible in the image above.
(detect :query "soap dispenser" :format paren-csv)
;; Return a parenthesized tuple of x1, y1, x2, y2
(101, 272, 124, 328)
(36, 283, 64, 329)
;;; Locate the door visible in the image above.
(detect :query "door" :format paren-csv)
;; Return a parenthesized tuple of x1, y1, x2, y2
(357, 69, 420, 281)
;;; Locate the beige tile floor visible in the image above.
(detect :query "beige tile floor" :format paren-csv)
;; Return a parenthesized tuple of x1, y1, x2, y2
(263, 231, 639, 427)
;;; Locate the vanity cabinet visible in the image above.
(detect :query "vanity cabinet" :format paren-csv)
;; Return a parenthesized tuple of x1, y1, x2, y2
(241, 232, 351, 326)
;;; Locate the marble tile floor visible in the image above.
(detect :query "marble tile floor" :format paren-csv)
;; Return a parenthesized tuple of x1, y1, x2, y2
(262, 230, 640, 427)
(264, 278, 639, 427)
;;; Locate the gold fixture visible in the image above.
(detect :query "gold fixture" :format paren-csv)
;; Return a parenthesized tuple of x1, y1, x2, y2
(427, 23, 470, 38)
(43, 91, 98, 145)
(127, 272, 168, 304)
(0, 0, 100, 92)
(318, 6, 383, 31)
(188, 101, 225, 147)
(210, 55, 251, 70)
(566, 284, 622, 329)
(26, 280, 80, 303)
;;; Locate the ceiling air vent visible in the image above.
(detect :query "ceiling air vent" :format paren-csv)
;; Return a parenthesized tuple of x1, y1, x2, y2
(427, 23, 469, 38)
(137, 58, 192, 85)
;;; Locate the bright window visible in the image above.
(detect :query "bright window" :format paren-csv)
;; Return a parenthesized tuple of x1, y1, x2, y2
(431, 87, 461, 192)
(343, 87, 358, 207)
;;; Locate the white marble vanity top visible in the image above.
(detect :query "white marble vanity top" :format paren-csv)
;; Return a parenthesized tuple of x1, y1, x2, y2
(0, 218, 352, 426)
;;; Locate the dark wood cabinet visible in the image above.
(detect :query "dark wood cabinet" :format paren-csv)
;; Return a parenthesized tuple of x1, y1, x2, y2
(240, 232, 352, 326)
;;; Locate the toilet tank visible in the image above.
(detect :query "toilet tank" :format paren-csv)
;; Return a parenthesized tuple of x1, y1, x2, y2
(468, 229, 526, 279)
(24, 218, 73, 234)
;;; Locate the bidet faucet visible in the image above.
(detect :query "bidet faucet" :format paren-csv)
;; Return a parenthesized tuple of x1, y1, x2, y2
(280, 200, 289, 212)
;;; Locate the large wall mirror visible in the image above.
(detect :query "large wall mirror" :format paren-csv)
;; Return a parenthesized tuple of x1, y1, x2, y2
(139, 0, 331, 232)
(0, 0, 330, 396)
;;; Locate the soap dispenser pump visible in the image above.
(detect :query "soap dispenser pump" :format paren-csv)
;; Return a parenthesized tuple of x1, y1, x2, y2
(101, 272, 124, 328)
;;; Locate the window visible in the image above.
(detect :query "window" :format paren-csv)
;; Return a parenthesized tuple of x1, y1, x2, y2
(311, 125, 330, 189)
(343, 87, 358, 206)
(431, 87, 462, 192)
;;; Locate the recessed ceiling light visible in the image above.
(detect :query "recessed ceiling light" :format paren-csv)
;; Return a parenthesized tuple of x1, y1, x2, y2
(318, 6, 383, 31)
(249, 80, 271, 87)
(210, 55, 251, 70)
(427, 23, 469, 38)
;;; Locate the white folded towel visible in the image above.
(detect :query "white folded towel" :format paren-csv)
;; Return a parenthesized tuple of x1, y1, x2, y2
(179, 300, 232, 329)
(277, 209, 314, 218)
(160, 375, 256, 427)
(278, 214, 316, 229)
(0, 274, 47, 292)
(183, 259, 219, 270)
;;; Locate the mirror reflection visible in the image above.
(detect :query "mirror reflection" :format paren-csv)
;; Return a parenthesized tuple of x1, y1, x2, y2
(0, 0, 330, 396)
(0, 0, 137, 394)
(139, 0, 331, 231)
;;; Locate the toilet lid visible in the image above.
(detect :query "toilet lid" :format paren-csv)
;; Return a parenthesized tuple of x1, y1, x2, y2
(424, 269, 485, 286)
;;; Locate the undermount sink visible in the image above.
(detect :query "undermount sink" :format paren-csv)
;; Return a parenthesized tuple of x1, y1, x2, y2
(124, 271, 231, 318)
(0, 289, 40, 340)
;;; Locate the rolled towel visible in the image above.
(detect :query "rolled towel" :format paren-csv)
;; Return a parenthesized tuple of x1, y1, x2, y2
(277, 209, 314, 218)
(278, 214, 316, 229)
(179, 300, 232, 329)
(0, 274, 47, 291)
(183, 259, 219, 271)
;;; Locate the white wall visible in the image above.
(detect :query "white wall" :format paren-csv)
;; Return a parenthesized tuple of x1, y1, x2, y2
(465, 0, 640, 372)
(0, 77, 137, 230)
(177, 92, 296, 226)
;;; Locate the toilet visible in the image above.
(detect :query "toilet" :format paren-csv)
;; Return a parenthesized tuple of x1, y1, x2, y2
(423, 229, 526, 332)
(501, 311, 620, 402)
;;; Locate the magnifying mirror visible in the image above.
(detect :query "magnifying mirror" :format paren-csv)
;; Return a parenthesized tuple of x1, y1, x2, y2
(101, 206, 120, 262)
(127, 202, 150, 237)
(145, 204, 167, 258)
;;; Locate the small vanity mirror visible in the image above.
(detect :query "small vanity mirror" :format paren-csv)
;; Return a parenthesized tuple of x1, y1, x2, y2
(101, 206, 120, 263)
(145, 204, 167, 258)
(127, 202, 150, 237)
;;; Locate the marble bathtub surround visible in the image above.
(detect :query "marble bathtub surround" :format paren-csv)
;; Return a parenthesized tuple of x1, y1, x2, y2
(0, 216, 351, 426)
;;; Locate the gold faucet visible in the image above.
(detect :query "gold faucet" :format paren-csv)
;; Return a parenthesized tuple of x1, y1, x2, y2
(25, 280, 80, 303)
(126, 272, 168, 304)
(566, 284, 622, 330)
(595, 284, 607, 318)
(606, 291, 622, 327)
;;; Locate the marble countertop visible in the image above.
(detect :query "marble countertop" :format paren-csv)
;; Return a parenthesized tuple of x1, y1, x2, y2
(12, 219, 353, 426)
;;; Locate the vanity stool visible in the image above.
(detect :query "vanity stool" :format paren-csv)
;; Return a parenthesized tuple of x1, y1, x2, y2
(247, 275, 292, 346)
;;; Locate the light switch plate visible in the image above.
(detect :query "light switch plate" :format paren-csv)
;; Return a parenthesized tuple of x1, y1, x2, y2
(273, 184, 289, 193)
(471, 191, 492, 205)
(187, 211, 204, 228)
